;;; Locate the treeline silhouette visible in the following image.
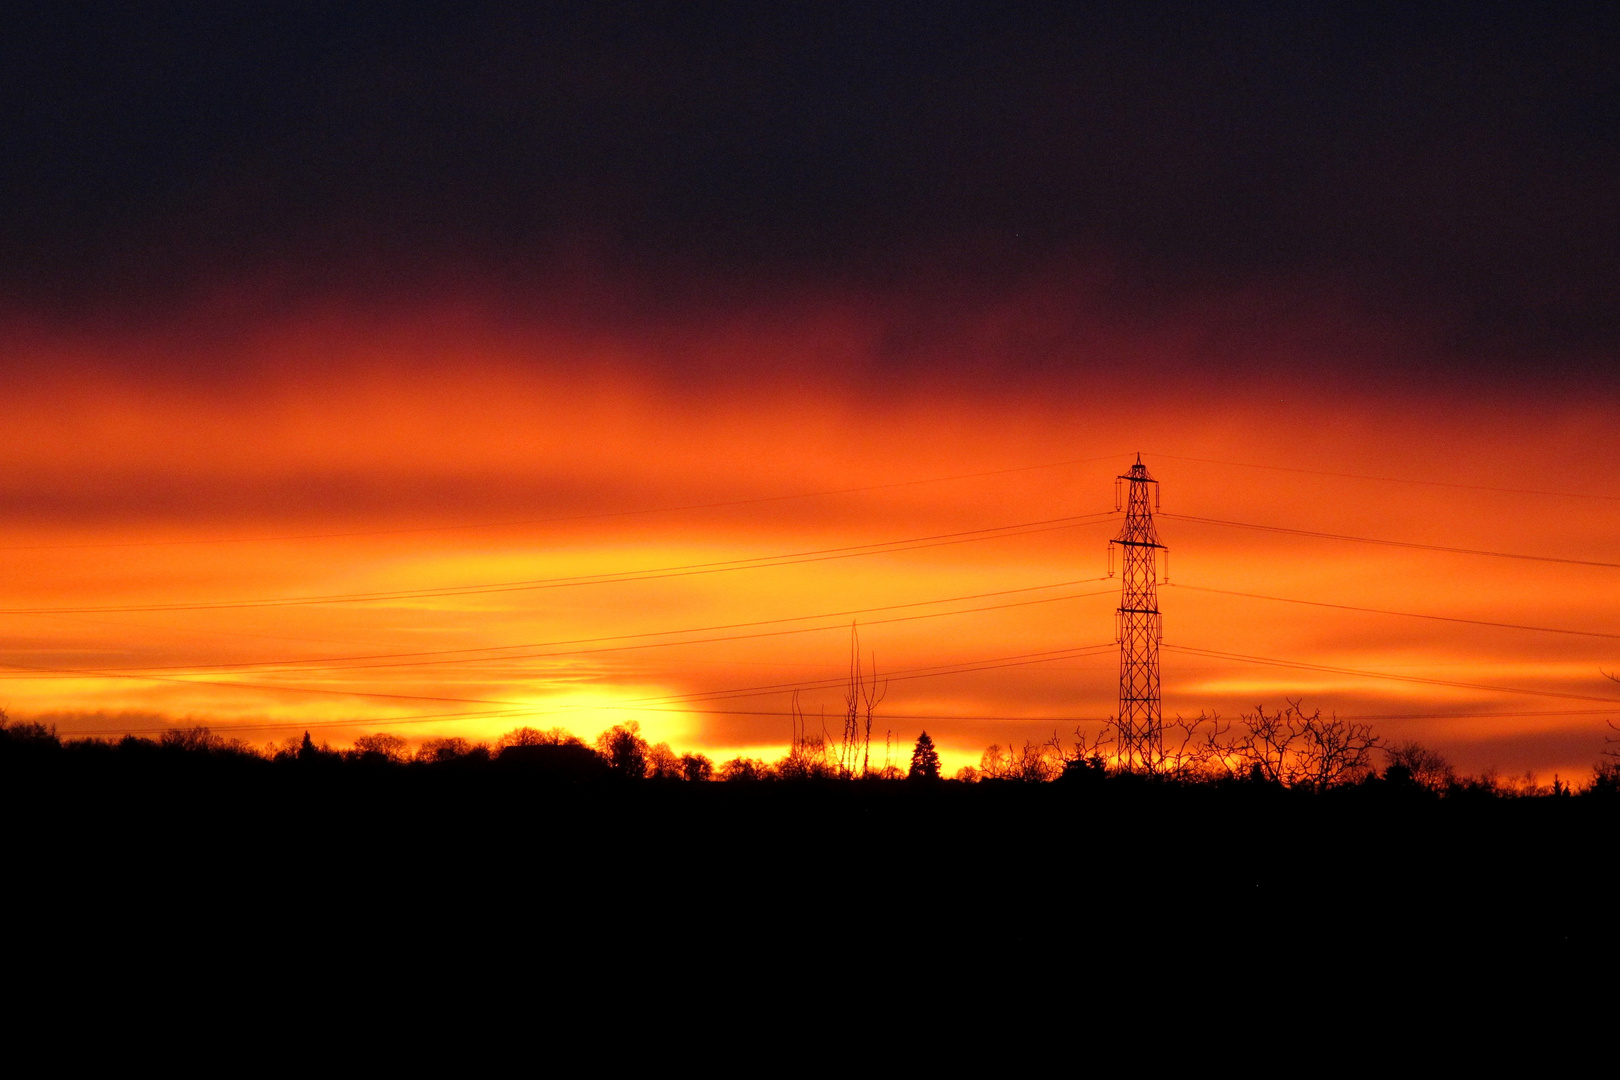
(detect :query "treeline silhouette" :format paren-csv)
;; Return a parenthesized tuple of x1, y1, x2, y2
(6, 705, 1613, 798)
(4, 708, 1613, 961)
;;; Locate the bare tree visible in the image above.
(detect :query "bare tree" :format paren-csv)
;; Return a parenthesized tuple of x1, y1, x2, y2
(1159, 713, 1233, 781)
(646, 741, 684, 779)
(1294, 710, 1380, 789)
(1045, 723, 1114, 773)
(781, 690, 836, 779)
(594, 721, 650, 779)
(160, 726, 255, 755)
(352, 732, 411, 764)
(416, 736, 481, 763)
(1229, 701, 1379, 790)
(968, 705, 1377, 789)
(497, 725, 582, 748)
(1232, 705, 1296, 784)
(1385, 740, 1455, 791)
(719, 756, 773, 782)
(1581, 670, 1620, 788)
(979, 739, 1061, 782)
(881, 728, 901, 779)
(839, 622, 886, 778)
(1602, 671, 1619, 761)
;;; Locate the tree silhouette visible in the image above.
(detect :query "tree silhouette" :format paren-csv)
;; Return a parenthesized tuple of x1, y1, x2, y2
(719, 756, 771, 781)
(782, 689, 838, 779)
(1227, 701, 1379, 789)
(1590, 760, 1620, 794)
(646, 741, 684, 779)
(595, 722, 650, 779)
(497, 725, 581, 748)
(0, 713, 59, 749)
(160, 726, 222, 753)
(417, 736, 479, 763)
(1385, 740, 1454, 791)
(839, 622, 886, 777)
(978, 740, 1061, 782)
(908, 732, 941, 780)
(494, 739, 609, 781)
(352, 732, 411, 764)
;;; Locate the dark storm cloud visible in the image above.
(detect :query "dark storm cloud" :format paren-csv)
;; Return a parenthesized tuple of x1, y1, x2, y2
(2, 3, 1617, 373)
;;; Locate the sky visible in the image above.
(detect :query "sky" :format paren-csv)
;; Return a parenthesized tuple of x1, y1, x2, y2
(1, 3, 1617, 777)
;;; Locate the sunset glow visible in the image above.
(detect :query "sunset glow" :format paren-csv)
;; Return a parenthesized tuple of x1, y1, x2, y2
(2, 302, 1614, 781)
(3, 6, 1617, 787)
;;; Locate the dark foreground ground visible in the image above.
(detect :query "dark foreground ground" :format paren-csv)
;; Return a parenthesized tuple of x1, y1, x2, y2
(7, 747, 1610, 956)
(7, 743, 1611, 1061)
(16, 750, 1599, 1062)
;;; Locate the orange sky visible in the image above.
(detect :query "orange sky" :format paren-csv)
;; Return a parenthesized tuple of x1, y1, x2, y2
(2, 299, 1617, 780)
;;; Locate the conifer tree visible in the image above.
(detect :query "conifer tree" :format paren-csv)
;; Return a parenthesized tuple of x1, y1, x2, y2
(908, 732, 941, 780)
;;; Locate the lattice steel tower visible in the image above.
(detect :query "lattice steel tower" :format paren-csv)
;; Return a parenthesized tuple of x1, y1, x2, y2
(1111, 455, 1166, 770)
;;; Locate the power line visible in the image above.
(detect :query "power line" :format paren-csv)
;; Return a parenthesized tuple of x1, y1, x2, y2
(1148, 451, 1620, 503)
(1162, 513, 1620, 569)
(3, 576, 1109, 674)
(595, 704, 1620, 725)
(52, 706, 543, 739)
(0, 452, 1128, 551)
(1331, 708, 1620, 722)
(44, 643, 1120, 737)
(61, 706, 1119, 738)
(3, 617, 1116, 712)
(1168, 582, 1620, 641)
(627, 644, 1119, 707)
(0, 513, 1117, 615)
(0, 659, 536, 709)
(56, 699, 1617, 741)
(602, 707, 1112, 723)
(1164, 643, 1620, 705)
(2, 583, 1118, 678)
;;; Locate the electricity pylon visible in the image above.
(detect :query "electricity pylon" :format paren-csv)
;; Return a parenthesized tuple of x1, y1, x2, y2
(1110, 454, 1166, 770)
